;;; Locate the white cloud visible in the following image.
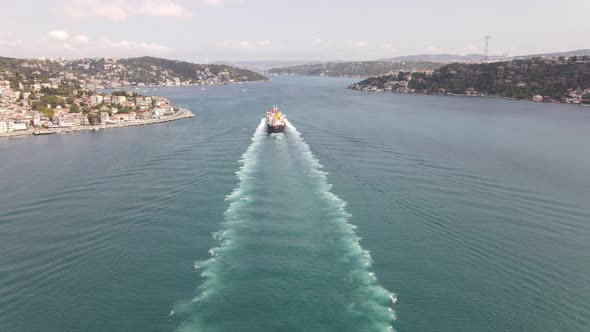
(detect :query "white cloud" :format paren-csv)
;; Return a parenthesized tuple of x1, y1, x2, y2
(236, 40, 272, 49)
(201, 0, 224, 5)
(73, 34, 90, 44)
(311, 38, 323, 45)
(381, 43, 397, 52)
(354, 41, 367, 48)
(100, 38, 173, 53)
(60, 0, 192, 20)
(48, 30, 70, 41)
(200, 0, 240, 6)
(426, 45, 444, 53)
(0, 38, 23, 48)
(215, 41, 230, 47)
(139, 0, 192, 18)
(256, 40, 271, 47)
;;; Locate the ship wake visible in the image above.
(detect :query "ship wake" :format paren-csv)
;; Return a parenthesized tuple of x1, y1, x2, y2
(175, 118, 396, 331)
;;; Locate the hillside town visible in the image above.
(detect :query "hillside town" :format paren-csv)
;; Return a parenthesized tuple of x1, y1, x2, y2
(0, 56, 266, 90)
(0, 79, 193, 137)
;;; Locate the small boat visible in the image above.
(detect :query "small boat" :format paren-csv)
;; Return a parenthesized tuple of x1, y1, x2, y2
(266, 106, 286, 133)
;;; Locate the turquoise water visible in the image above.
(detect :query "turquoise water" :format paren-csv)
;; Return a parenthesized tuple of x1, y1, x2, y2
(1, 77, 590, 331)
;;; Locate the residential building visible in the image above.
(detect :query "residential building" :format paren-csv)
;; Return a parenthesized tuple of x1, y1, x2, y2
(90, 95, 104, 105)
(100, 112, 110, 123)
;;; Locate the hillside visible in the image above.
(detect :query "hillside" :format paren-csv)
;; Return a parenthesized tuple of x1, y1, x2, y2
(349, 56, 590, 103)
(378, 49, 590, 62)
(0, 56, 267, 89)
(515, 49, 590, 59)
(379, 54, 505, 63)
(268, 61, 442, 77)
(118, 57, 267, 84)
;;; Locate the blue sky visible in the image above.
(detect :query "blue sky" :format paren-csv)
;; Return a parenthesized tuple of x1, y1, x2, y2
(1, 0, 589, 61)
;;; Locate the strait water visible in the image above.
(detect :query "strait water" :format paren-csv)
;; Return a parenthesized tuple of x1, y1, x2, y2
(1, 76, 590, 331)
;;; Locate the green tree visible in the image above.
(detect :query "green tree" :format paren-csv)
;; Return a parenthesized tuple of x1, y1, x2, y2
(38, 106, 54, 118)
(70, 103, 80, 113)
(87, 113, 100, 125)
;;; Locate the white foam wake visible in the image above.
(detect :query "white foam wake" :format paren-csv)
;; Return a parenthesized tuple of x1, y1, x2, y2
(284, 119, 397, 331)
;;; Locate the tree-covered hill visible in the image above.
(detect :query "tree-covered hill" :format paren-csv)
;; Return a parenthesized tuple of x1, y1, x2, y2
(349, 56, 590, 103)
(268, 61, 442, 77)
(0, 56, 267, 88)
(118, 57, 267, 83)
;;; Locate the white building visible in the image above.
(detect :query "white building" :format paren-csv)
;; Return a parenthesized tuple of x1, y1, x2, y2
(57, 116, 72, 127)
(13, 122, 27, 131)
(100, 112, 110, 124)
(90, 95, 104, 105)
(0, 121, 7, 133)
(111, 95, 126, 105)
(33, 113, 41, 127)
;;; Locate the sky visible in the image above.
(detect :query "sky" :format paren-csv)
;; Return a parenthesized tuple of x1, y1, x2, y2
(1, 0, 589, 62)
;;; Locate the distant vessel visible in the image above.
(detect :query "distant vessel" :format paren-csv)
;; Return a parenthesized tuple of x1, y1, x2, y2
(266, 106, 286, 133)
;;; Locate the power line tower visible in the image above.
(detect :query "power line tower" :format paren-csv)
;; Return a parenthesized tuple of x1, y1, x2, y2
(322, 57, 327, 70)
(483, 35, 492, 61)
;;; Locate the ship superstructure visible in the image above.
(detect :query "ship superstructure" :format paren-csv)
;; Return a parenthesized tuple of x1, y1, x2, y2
(266, 106, 286, 133)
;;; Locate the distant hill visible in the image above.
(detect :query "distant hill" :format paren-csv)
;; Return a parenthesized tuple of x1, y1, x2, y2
(378, 54, 505, 62)
(268, 61, 443, 77)
(0, 56, 267, 89)
(515, 49, 590, 59)
(116, 56, 268, 84)
(349, 56, 590, 103)
(379, 49, 590, 62)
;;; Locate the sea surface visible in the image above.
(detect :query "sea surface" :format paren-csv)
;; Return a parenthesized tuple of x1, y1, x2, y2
(1, 76, 590, 331)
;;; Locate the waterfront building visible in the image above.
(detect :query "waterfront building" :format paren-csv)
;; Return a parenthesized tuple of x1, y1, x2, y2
(100, 112, 110, 124)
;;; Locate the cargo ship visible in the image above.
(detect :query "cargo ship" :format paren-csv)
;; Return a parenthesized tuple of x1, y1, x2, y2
(266, 106, 286, 133)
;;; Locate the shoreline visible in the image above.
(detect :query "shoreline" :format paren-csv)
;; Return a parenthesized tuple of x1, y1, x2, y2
(348, 88, 590, 107)
(104, 79, 270, 90)
(0, 109, 195, 139)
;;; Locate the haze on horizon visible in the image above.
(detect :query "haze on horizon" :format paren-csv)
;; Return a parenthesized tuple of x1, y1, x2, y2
(1, 0, 589, 62)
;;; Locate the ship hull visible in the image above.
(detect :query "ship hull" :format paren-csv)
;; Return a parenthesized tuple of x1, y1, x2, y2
(267, 123, 285, 133)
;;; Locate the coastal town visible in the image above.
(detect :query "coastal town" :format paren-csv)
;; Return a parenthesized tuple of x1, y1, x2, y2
(0, 80, 194, 137)
(0, 56, 270, 137)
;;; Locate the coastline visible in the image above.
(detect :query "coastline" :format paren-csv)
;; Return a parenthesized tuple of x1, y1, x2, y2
(0, 109, 195, 139)
(104, 79, 270, 90)
(348, 88, 590, 107)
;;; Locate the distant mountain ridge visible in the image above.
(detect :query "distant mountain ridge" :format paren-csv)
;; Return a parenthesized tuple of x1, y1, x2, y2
(379, 49, 590, 62)
(379, 54, 505, 62)
(515, 49, 590, 59)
